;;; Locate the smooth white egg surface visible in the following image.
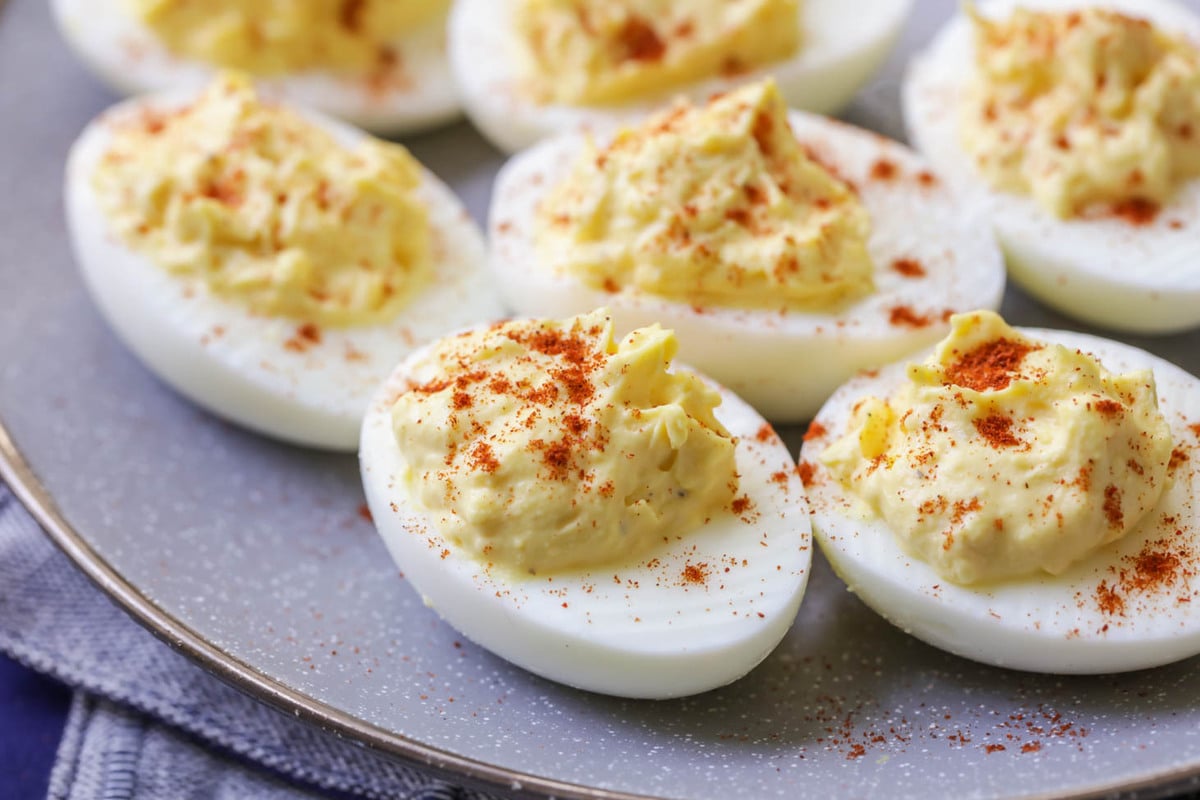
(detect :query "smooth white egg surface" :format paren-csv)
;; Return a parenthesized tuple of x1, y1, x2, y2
(449, 0, 913, 153)
(65, 91, 503, 451)
(51, 0, 459, 135)
(904, 0, 1200, 335)
(801, 329, 1200, 674)
(359, 353, 812, 699)
(489, 111, 1006, 423)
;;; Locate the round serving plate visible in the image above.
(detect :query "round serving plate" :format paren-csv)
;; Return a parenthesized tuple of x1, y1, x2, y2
(4, 0, 1200, 797)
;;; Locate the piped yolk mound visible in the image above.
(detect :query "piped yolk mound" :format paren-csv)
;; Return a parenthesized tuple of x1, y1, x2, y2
(822, 311, 1173, 585)
(536, 80, 875, 311)
(131, 0, 449, 75)
(516, 0, 801, 105)
(390, 309, 738, 575)
(92, 73, 432, 327)
(960, 6, 1200, 219)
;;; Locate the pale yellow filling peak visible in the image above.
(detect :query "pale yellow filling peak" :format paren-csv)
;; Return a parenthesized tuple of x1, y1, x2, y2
(535, 80, 875, 311)
(961, 6, 1200, 218)
(93, 73, 432, 327)
(130, 0, 449, 75)
(391, 309, 739, 575)
(822, 311, 1173, 585)
(516, 0, 801, 105)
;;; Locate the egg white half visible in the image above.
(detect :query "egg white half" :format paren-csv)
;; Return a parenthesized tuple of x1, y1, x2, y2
(489, 111, 1006, 423)
(903, 0, 1200, 335)
(51, 0, 459, 135)
(449, 0, 914, 153)
(360, 354, 812, 699)
(65, 91, 503, 451)
(801, 329, 1200, 674)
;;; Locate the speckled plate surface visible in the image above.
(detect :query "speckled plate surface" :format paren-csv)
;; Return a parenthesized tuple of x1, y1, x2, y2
(4, 1, 1200, 798)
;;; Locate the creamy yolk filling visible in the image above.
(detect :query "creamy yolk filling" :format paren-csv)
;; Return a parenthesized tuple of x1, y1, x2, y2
(516, 0, 801, 105)
(130, 0, 449, 75)
(92, 73, 432, 327)
(822, 311, 1173, 585)
(390, 309, 738, 575)
(535, 80, 875, 311)
(960, 6, 1200, 219)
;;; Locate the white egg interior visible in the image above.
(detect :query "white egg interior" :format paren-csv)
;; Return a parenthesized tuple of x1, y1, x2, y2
(489, 111, 1006, 423)
(449, 0, 914, 153)
(801, 329, 1200, 674)
(360, 355, 812, 699)
(903, 0, 1200, 335)
(51, 0, 459, 135)
(65, 91, 503, 451)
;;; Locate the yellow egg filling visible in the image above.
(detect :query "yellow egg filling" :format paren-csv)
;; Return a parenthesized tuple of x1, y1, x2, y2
(822, 311, 1173, 585)
(960, 6, 1200, 220)
(129, 0, 449, 76)
(515, 0, 801, 105)
(92, 73, 432, 327)
(534, 80, 875, 311)
(390, 309, 738, 575)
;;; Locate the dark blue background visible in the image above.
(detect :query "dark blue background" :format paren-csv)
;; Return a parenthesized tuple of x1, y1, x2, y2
(0, 653, 70, 799)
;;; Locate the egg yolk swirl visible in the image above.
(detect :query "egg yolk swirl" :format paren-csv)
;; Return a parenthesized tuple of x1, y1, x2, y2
(516, 0, 800, 105)
(822, 311, 1173, 585)
(390, 309, 738, 576)
(131, 0, 449, 76)
(960, 6, 1200, 220)
(534, 79, 875, 311)
(92, 73, 432, 327)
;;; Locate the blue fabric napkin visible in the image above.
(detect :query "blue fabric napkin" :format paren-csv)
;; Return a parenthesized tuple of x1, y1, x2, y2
(0, 484, 498, 800)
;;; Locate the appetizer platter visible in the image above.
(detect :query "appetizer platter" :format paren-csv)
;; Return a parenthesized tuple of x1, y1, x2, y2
(4, 0, 1200, 797)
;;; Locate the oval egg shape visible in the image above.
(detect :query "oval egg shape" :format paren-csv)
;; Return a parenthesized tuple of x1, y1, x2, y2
(801, 329, 1200, 673)
(489, 110, 1006, 422)
(450, 0, 914, 153)
(360, 345, 813, 699)
(65, 89, 503, 450)
(903, 0, 1200, 334)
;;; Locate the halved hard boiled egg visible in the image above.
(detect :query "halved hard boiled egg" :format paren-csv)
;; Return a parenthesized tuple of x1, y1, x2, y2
(449, 0, 914, 153)
(65, 81, 502, 451)
(904, 0, 1200, 334)
(359, 313, 812, 698)
(490, 99, 1005, 423)
(52, 0, 459, 134)
(801, 326, 1200, 673)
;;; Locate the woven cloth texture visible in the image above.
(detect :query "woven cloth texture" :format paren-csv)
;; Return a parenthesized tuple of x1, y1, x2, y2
(0, 484, 499, 800)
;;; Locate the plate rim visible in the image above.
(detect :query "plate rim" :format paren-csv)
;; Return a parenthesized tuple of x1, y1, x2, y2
(6, 415, 1200, 800)
(0, 415, 649, 800)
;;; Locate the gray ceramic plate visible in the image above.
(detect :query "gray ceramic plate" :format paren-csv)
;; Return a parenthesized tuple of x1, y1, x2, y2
(4, 0, 1200, 797)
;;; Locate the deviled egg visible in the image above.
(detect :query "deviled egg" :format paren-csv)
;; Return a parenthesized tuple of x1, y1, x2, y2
(450, 0, 914, 153)
(490, 80, 1006, 422)
(801, 310, 1200, 673)
(904, 0, 1200, 334)
(52, 0, 459, 134)
(65, 74, 502, 451)
(359, 309, 812, 698)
